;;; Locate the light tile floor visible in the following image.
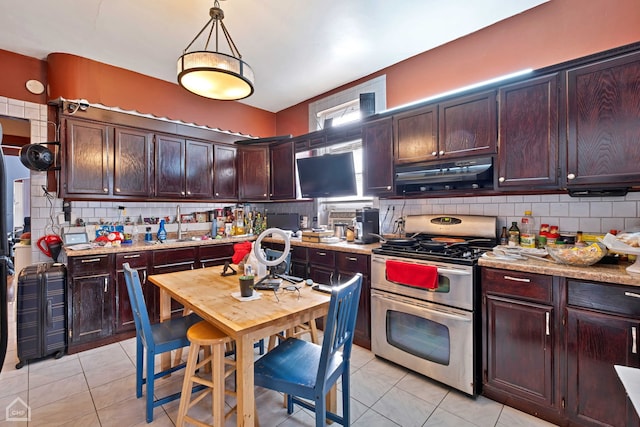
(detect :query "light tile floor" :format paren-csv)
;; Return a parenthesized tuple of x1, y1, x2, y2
(0, 300, 558, 426)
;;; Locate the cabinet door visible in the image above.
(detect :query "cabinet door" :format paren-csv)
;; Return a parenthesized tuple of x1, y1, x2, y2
(115, 252, 152, 332)
(394, 104, 438, 164)
(155, 134, 185, 198)
(114, 127, 154, 197)
(484, 294, 554, 407)
(270, 140, 296, 200)
(566, 308, 640, 427)
(185, 140, 214, 199)
(213, 144, 237, 199)
(566, 51, 640, 187)
(439, 90, 497, 160)
(64, 119, 111, 196)
(497, 74, 559, 189)
(70, 274, 113, 344)
(336, 252, 371, 350)
(362, 118, 394, 196)
(238, 145, 269, 200)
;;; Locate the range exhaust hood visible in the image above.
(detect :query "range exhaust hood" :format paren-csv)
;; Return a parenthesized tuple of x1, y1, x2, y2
(395, 157, 494, 193)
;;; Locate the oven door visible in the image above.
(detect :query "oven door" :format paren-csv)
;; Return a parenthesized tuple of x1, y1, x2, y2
(371, 289, 476, 395)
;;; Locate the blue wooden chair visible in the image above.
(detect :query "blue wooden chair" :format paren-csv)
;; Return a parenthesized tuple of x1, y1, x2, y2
(254, 273, 363, 426)
(123, 263, 202, 423)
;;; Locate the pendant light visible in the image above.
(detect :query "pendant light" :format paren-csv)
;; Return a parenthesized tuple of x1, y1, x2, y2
(177, 0, 254, 100)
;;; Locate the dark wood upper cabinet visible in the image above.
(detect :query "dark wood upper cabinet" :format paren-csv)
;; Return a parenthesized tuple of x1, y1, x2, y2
(270, 140, 296, 200)
(394, 104, 438, 164)
(113, 127, 154, 197)
(64, 119, 111, 196)
(497, 74, 559, 190)
(439, 90, 497, 160)
(185, 140, 214, 199)
(154, 134, 185, 198)
(362, 118, 394, 196)
(237, 145, 269, 201)
(213, 144, 238, 199)
(566, 51, 640, 188)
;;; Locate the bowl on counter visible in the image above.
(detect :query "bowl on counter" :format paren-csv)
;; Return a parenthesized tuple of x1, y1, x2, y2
(545, 243, 607, 266)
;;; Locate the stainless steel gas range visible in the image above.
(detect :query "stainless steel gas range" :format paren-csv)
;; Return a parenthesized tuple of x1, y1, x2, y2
(370, 214, 497, 395)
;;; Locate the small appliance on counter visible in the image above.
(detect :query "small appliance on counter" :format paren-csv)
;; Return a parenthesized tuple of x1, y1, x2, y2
(355, 208, 379, 244)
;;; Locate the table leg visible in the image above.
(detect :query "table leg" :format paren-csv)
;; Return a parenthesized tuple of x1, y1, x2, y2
(159, 289, 172, 371)
(236, 334, 256, 426)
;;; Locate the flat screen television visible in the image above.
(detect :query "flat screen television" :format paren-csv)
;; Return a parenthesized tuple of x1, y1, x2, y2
(296, 152, 357, 198)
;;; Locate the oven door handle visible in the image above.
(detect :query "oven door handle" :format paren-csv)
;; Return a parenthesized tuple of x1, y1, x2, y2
(373, 291, 472, 322)
(372, 258, 472, 276)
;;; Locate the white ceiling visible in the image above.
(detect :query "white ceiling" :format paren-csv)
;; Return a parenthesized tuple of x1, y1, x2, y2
(0, 0, 548, 113)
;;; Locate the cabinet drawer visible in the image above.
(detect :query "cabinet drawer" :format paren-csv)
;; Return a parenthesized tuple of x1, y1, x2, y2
(198, 244, 233, 262)
(337, 252, 369, 274)
(115, 252, 149, 270)
(152, 247, 197, 267)
(69, 254, 113, 275)
(567, 280, 640, 317)
(308, 248, 335, 267)
(482, 267, 553, 304)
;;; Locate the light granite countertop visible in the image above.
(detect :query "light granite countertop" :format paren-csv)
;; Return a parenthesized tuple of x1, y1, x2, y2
(64, 235, 380, 257)
(478, 256, 640, 287)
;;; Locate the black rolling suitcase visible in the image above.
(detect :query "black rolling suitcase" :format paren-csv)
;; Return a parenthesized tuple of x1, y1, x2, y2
(16, 262, 67, 369)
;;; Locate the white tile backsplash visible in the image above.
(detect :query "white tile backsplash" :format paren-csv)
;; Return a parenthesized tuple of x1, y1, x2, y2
(380, 194, 640, 236)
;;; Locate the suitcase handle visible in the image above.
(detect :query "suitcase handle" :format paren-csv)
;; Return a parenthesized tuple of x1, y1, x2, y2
(46, 299, 53, 328)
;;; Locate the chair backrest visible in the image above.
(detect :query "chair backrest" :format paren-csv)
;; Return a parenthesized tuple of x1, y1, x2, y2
(265, 248, 291, 274)
(123, 263, 154, 349)
(316, 273, 362, 386)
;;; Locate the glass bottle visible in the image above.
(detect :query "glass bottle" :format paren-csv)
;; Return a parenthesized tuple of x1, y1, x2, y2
(500, 226, 508, 246)
(508, 222, 520, 247)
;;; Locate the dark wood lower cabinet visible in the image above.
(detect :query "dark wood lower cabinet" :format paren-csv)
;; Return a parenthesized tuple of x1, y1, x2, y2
(482, 267, 640, 427)
(115, 251, 152, 333)
(67, 254, 115, 353)
(566, 279, 640, 427)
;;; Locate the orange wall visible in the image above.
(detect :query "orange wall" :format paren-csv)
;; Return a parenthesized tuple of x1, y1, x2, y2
(0, 49, 47, 105)
(46, 53, 275, 138)
(275, 0, 640, 137)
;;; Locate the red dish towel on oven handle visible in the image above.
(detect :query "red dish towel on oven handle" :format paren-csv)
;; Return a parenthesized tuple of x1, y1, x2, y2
(385, 260, 439, 289)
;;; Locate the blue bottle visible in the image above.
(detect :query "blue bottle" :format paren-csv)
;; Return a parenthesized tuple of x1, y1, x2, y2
(157, 219, 167, 242)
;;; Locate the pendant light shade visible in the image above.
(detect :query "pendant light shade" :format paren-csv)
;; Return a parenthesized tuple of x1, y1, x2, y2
(177, 1, 254, 100)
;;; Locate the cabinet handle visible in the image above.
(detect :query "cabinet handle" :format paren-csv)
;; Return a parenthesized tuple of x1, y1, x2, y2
(124, 254, 141, 259)
(104, 277, 108, 293)
(81, 258, 102, 263)
(545, 312, 550, 336)
(142, 270, 147, 283)
(346, 256, 358, 262)
(431, 151, 437, 156)
(386, 186, 391, 190)
(567, 173, 576, 180)
(503, 275, 531, 283)
(498, 177, 505, 183)
(439, 150, 444, 156)
(625, 291, 640, 299)
(317, 252, 327, 256)
(215, 192, 220, 196)
(103, 187, 108, 193)
(181, 191, 185, 196)
(633, 326, 637, 354)
(187, 191, 191, 195)
(115, 188, 120, 193)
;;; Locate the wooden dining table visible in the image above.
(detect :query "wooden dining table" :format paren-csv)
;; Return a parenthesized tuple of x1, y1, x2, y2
(148, 266, 331, 427)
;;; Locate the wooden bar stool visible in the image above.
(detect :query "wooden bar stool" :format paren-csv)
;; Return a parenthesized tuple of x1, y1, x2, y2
(177, 321, 235, 427)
